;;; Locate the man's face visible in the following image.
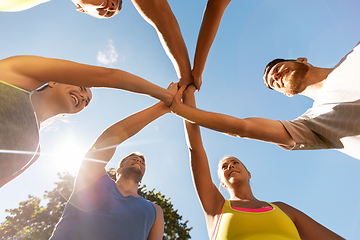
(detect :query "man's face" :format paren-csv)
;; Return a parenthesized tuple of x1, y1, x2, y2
(71, 0, 122, 18)
(119, 156, 146, 181)
(48, 82, 92, 114)
(266, 60, 309, 97)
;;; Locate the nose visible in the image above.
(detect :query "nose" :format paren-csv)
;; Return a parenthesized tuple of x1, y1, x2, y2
(227, 163, 234, 170)
(270, 72, 282, 89)
(108, 0, 117, 11)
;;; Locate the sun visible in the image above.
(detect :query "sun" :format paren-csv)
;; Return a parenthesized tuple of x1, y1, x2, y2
(45, 133, 89, 175)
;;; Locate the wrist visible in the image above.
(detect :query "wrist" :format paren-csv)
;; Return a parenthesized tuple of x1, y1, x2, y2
(169, 99, 178, 112)
(160, 89, 173, 107)
(155, 101, 171, 114)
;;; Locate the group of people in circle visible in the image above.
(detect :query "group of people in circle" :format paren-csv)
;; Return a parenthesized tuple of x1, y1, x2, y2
(2, 0, 358, 239)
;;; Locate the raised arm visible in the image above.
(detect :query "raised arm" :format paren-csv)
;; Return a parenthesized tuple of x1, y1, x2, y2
(275, 202, 345, 240)
(171, 89, 295, 149)
(131, 0, 194, 88)
(73, 83, 175, 193)
(181, 85, 224, 225)
(0, 55, 174, 106)
(192, 0, 231, 89)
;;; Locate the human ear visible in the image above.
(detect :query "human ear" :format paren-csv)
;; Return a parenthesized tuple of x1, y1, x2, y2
(247, 171, 251, 180)
(47, 82, 57, 88)
(296, 57, 308, 64)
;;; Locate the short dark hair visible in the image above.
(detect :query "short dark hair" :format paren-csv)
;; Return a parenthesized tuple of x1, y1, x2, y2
(117, 0, 123, 11)
(263, 58, 294, 90)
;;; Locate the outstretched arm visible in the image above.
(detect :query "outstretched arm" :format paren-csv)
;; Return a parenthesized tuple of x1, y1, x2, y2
(275, 202, 345, 240)
(171, 86, 295, 149)
(192, 0, 231, 89)
(131, 0, 194, 88)
(0, 55, 174, 106)
(182, 85, 224, 229)
(73, 83, 176, 193)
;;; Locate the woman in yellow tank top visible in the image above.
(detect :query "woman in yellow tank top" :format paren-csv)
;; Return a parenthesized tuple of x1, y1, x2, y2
(174, 85, 344, 240)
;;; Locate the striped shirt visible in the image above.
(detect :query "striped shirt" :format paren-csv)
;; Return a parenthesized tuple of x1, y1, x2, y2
(280, 42, 360, 159)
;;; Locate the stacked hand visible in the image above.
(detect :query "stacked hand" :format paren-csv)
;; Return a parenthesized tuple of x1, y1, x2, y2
(170, 84, 197, 113)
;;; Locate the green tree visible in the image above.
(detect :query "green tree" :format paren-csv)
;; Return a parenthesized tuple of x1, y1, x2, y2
(0, 171, 192, 240)
(0, 172, 74, 240)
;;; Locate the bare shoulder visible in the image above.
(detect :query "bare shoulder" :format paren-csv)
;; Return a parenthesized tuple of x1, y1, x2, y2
(272, 201, 297, 220)
(0, 55, 45, 90)
(152, 202, 164, 215)
(272, 201, 294, 210)
(272, 201, 290, 207)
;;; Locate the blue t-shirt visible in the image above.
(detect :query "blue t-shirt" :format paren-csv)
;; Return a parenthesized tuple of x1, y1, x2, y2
(50, 175, 157, 240)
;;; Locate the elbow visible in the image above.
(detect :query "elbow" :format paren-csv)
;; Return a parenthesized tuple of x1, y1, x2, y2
(226, 120, 251, 139)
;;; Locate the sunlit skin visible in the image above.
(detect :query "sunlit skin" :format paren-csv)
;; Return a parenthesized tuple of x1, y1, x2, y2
(218, 156, 251, 189)
(71, 0, 122, 18)
(31, 82, 92, 124)
(63, 99, 170, 238)
(217, 157, 268, 210)
(264, 57, 333, 100)
(266, 59, 309, 97)
(73, 0, 197, 89)
(181, 85, 344, 239)
(117, 156, 146, 184)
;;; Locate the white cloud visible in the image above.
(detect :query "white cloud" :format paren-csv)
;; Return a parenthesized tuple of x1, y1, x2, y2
(97, 39, 118, 67)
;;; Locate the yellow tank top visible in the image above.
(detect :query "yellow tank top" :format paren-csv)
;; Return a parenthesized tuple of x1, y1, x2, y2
(0, 0, 50, 12)
(213, 200, 301, 240)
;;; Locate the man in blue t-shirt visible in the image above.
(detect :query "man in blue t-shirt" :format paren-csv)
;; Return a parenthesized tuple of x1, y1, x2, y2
(50, 83, 177, 239)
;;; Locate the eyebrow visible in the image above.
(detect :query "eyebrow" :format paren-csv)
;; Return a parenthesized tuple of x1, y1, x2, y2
(80, 87, 91, 106)
(267, 66, 278, 88)
(105, 11, 115, 18)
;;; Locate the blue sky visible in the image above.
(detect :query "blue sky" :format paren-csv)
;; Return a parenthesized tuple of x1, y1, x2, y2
(1, 0, 360, 239)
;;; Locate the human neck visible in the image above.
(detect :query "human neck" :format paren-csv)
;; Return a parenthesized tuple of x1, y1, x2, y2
(300, 67, 333, 100)
(31, 91, 59, 124)
(228, 183, 256, 201)
(115, 177, 140, 197)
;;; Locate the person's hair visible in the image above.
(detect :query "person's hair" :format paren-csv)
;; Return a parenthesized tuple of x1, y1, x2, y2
(263, 59, 295, 90)
(117, 0, 123, 12)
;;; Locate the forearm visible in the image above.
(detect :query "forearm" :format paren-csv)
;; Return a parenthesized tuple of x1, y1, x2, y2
(94, 102, 169, 150)
(181, 86, 224, 214)
(100, 69, 174, 106)
(184, 118, 225, 217)
(131, 0, 192, 85)
(173, 102, 294, 147)
(4, 55, 174, 105)
(192, 0, 231, 81)
(174, 102, 239, 137)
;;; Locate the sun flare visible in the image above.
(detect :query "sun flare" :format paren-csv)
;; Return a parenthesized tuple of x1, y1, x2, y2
(45, 134, 89, 175)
